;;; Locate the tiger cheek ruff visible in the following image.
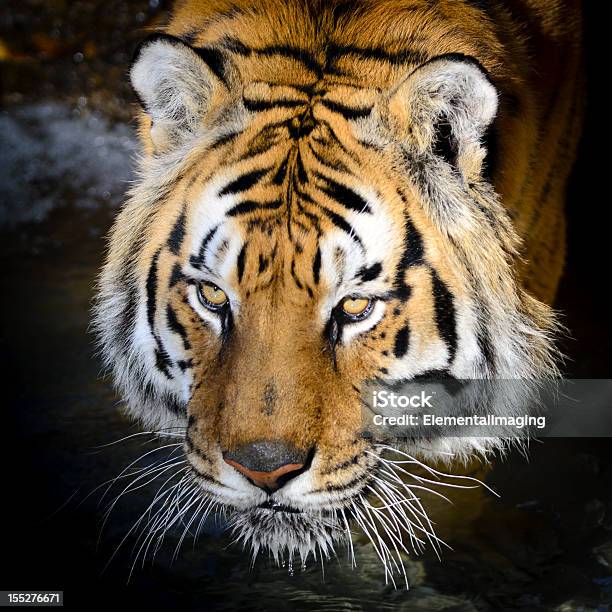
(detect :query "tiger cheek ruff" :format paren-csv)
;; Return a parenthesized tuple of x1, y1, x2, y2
(93, 0, 582, 579)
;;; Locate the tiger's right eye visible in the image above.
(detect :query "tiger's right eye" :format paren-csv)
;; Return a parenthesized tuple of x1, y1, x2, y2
(197, 282, 229, 311)
(339, 297, 374, 322)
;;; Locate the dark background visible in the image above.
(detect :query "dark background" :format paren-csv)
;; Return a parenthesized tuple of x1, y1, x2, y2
(1, 2, 611, 611)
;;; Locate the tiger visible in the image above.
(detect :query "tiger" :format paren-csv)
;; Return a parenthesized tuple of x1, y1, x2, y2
(94, 0, 583, 575)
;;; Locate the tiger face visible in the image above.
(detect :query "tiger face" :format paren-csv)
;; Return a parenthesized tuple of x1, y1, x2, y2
(95, 34, 558, 568)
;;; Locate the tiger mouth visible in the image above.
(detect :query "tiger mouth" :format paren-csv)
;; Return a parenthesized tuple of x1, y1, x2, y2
(257, 499, 303, 514)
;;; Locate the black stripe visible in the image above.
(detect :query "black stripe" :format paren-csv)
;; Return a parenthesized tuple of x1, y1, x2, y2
(177, 359, 193, 372)
(317, 204, 363, 248)
(393, 212, 424, 299)
(326, 43, 428, 68)
(194, 46, 228, 85)
(222, 37, 323, 77)
(165, 393, 184, 415)
(209, 131, 240, 150)
(358, 262, 382, 283)
(430, 269, 458, 363)
(297, 189, 364, 248)
(319, 451, 365, 476)
(393, 325, 410, 358)
(169, 262, 184, 287)
(167, 207, 186, 256)
(412, 370, 467, 397)
(412, 369, 452, 381)
(242, 125, 289, 158)
(319, 99, 372, 120)
(190, 224, 219, 269)
(313, 473, 368, 494)
(398, 223, 424, 268)
(137, 378, 182, 414)
(404, 219, 424, 262)
(243, 98, 307, 112)
(181, 29, 202, 46)
(272, 155, 290, 185)
(293, 192, 323, 232)
(146, 249, 162, 333)
(237, 243, 247, 283)
(166, 304, 191, 351)
(256, 45, 323, 77)
(146, 249, 173, 378)
(221, 36, 251, 55)
(227, 199, 282, 217)
(324, 316, 340, 356)
(476, 309, 496, 373)
(219, 168, 269, 196)
(154, 349, 173, 378)
(258, 254, 269, 274)
(320, 177, 371, 214)
(222, 308, 234, 340)
(290, 259, 303, 290)
(296, 151, 308, 184)
(312, 248, 321, 284)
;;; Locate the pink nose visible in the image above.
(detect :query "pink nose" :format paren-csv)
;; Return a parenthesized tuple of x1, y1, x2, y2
(222, 441, 308, 492)
(223, 459, 305, 492)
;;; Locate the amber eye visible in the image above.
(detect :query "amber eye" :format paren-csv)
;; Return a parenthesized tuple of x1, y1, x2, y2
(197, 281, 229, 311)
(340, 297, 373, 320)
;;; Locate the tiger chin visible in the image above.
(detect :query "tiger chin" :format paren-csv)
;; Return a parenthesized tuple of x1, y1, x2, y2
(93, 0, 582, 580)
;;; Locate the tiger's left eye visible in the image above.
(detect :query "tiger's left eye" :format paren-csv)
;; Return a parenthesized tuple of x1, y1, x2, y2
(340, 297, 373, 320)
(197, 281, 228, 311)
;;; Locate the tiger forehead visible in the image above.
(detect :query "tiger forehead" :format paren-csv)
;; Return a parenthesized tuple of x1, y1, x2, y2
(182, 125, 405, 297)
(242, 81, 381, 108)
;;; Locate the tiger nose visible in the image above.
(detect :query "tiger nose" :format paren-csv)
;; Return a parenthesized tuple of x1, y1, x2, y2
(223, 441, 308, 492)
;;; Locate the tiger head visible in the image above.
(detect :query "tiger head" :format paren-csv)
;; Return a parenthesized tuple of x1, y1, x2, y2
(95, 35, 558, 567)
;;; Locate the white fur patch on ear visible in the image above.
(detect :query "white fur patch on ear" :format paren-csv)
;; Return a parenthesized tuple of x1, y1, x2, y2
(130, 34, 217, 151)
(388, 54, 498, 175)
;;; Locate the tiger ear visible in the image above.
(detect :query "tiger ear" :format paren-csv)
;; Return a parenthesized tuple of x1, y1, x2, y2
(130, 34, 224, 153)
(387, 54, 498, 180)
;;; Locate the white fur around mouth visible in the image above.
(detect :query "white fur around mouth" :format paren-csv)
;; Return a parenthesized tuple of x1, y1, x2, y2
(227, 506, 349, 566)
